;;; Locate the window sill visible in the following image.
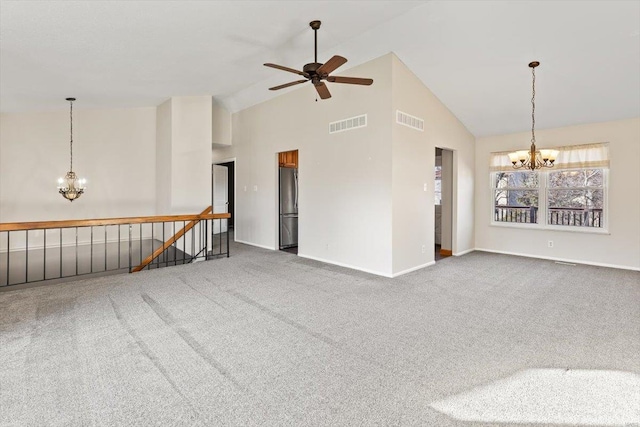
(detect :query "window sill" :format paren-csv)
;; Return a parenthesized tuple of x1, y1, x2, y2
(490, 222, 610, 235)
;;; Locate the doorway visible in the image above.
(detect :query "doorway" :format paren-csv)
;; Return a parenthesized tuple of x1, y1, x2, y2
(212, 161, 235, 236)
(278, 150, 298, 254)
(435, 147, 452, 261)
(216, 161, 234, 228)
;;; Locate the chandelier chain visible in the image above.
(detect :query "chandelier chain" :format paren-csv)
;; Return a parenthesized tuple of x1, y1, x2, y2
(531, 65, 536, 145)
(69, 99, 73, 172)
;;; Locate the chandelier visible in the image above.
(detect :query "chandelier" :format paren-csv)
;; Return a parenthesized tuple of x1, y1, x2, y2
(508, 61, 558, 171)
(57, 97, 86, 201)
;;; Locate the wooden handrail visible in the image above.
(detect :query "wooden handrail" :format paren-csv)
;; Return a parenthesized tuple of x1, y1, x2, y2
(0, 210, 230, 232)
(131, 206, 216, 273)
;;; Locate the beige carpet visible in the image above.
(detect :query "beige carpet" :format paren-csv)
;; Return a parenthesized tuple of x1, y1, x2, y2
(1, 242, 639, 426)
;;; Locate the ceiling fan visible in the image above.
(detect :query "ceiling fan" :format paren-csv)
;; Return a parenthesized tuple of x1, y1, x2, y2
(264, 20, 374, 100)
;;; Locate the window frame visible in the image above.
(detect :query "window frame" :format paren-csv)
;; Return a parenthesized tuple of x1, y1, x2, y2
(492, 170, 541, 226)
(491, 167, 609, 234)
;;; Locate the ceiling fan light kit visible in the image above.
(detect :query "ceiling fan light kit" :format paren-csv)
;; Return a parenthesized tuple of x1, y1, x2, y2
(264, 20, 374, 100)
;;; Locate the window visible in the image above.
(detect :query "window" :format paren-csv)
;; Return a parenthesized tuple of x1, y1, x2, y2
(547, 169, 604, 227)
(490, 143, 609, 231)
(494, 171, 539, 224)
(434, 165, 442, 205)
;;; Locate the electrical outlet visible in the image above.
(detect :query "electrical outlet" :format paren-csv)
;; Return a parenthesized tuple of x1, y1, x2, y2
(243, 185, 247, 192)
(423, 183, 428, 192)
(548, 240, 554, 248)
(421, 244, 426, 253)
(253, 185, 258, 192)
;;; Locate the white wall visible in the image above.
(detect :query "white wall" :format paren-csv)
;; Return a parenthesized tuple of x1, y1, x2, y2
(475, 117, 640, 270)
(170, 96, 212, 214)
(1, 107, 157, 223)
(390, 54, 475, 275)
(212, 53, 476, 277)
(213, 54, 394, 276)
(212, 98, 232, 147)
(156, 99, 173, 215)
(155, 96, 214, 256)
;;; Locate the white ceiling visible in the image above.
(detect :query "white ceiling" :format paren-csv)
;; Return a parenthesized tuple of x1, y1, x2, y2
(1, 0, 638, 137)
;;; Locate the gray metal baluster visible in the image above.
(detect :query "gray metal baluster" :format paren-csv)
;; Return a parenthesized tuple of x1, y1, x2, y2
(128, 225, 132, 273)
(75, 227, 78, 276)
(151, 222, 155, 268)
(43, 229, 47, 280)
(90, 226, 94, 273)
(118, 226, 121, 269)
(60, 228, 63, 278)
(25, 230, 29, 283)
(162, 222, 166, 266)
(191, 224, 195, 261)
(5, 232, 9, 286)
(104, 226, 108, 272)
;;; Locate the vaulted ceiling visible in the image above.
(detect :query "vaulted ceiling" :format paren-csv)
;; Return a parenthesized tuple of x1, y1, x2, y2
(1, 1, 638, 137)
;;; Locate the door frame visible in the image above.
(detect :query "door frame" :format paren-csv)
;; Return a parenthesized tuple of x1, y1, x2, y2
(435, 146, 456, 256)
(212, 157, 236, 241)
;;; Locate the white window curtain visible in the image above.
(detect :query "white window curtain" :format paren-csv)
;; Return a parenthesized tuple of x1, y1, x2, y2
(489, 151, 516, 172)
(490, 142, 609, 172)
(553, 142, 609, 169)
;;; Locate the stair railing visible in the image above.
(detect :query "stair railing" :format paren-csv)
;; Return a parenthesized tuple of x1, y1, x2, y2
(0, 207, 231, 289)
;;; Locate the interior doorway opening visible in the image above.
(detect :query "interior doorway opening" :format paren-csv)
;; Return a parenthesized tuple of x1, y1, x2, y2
(278, 150, 298, 254)
(435, 147, 452, 261)
(212, 160, 235, 242)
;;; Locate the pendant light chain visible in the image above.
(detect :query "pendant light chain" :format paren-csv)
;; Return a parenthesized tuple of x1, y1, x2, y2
(507, 61, 558, 171)
(58, 97, 86, 202)
(69, 99, 73, 172)
(531, 65, 536, 146)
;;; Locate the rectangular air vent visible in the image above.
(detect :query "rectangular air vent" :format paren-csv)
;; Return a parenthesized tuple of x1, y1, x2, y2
(396, 110, 424, 131)
(329, 114, 367, 134)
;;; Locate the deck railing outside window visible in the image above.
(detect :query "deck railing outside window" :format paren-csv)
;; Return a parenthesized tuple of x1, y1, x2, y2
(494, 206, 603, 227)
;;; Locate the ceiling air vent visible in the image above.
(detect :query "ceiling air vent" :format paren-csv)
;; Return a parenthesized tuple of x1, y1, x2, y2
(329, 114, 367, 134)
(396, 110, 424, 131)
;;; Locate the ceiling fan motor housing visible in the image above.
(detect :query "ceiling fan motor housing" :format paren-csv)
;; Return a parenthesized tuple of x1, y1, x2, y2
(303, 62, 323, 80)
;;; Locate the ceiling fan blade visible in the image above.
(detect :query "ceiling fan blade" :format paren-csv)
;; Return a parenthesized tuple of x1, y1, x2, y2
(314, 82, 331, 99)
(327, 76, 374, 86)
(316, 55, 347, 76)
(264, 63, 307, 77)
(269, 80, 308, 91)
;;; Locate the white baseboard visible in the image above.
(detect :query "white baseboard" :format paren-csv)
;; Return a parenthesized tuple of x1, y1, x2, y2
(297, 253, 392, 278)
(391, 261, 435, 277)
(475, 247, 640, 272)
(453, 248, 475, 256)
(234, 239, 276, 251)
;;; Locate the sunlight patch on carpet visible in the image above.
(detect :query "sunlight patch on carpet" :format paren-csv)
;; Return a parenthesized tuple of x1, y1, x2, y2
(430, 368, 640, 425)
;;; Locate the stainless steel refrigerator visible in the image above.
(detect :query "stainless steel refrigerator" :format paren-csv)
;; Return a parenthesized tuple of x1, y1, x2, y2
(279, 167, 298, 249)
